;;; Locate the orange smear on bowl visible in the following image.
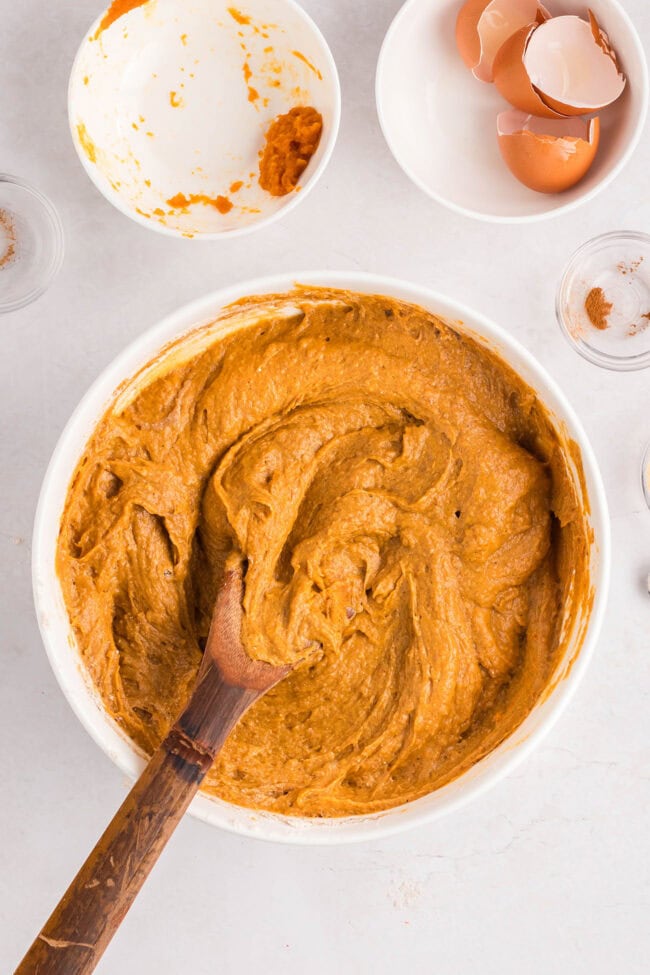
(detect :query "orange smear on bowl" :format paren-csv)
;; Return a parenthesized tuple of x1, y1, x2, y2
(230, 181, 244, 193)
(93, 0, 149, 40)
(167, 192, 233, 214)
(76, 123, 97, 163)
(291, 50, 322, 80)
(228, 7, 250, 25)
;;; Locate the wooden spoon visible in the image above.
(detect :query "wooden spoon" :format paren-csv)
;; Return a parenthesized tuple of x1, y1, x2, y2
(16, 557, 289, 975)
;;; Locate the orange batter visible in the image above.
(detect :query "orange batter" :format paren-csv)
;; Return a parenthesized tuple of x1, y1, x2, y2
(57, 288, 590, 817)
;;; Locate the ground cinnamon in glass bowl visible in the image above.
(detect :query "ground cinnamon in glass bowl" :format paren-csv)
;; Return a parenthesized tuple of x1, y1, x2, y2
(584, 286, 613, 330)
(0, 174, 64, 314)
(557, 231, 650, 371)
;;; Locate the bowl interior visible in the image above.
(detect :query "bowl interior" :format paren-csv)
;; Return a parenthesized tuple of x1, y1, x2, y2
(33, 273, 609, 843)
(69, 0, 340, 237)
(376, 0, 648, 222)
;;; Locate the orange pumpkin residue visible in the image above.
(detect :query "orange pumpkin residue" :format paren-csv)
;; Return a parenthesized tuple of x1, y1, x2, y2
(291, 51, 322, 80)
(93, 0, 149, 40)
(76, 123, 98, 164)
(169, 91, 183, 108)
(230, 181, 244, 193)
(167, 192, 233, 214)
(258, 106, 323, 197)
(228, 7, 250, 25)
(248, 86, 259, 102)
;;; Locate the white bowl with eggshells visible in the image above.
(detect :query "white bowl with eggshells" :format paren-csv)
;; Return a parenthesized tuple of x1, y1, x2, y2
(33, 271, 610, 844)
(68, 0, 340, 238)
(376, 0, 648, 222)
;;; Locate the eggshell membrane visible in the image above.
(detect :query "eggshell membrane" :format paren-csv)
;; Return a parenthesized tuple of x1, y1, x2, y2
(455, 0, 547, 83)
(525, 14, 626, 115)
(497, 111, 600, 193)
(493, 24, 566, 118)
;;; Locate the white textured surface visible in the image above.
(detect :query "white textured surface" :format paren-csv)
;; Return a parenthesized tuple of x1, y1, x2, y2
(1, 1, 649, 972)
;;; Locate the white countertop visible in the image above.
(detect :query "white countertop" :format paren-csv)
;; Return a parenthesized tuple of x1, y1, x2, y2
(2, 1, 650, 972)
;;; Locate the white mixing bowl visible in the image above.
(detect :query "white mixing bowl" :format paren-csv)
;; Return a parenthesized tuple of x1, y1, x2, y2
(33, 272, 610, 843)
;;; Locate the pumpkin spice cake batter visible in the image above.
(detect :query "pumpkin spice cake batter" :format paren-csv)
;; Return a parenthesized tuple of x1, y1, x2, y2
(57, 288, 590, 816)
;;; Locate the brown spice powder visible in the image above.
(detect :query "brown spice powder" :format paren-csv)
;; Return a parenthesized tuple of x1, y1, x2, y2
(0, 208, 16, 269)
(585, 286, 613, 330)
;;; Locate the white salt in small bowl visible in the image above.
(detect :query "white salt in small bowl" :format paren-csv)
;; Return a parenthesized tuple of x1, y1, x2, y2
(68, 0, 340, 239)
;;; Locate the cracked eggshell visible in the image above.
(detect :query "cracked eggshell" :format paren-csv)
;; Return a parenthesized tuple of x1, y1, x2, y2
(495, 11, 626, 118)
(493, 24, 567, 118)
(455, 0, 547, 83)
(528, 12, 626, 116)
(497, 111, 600, 193)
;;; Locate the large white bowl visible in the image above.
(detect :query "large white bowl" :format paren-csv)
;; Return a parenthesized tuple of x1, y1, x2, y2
(33, 272, 610, 844)
(68, 0, 340, 238)
(376, 0, 648, 223)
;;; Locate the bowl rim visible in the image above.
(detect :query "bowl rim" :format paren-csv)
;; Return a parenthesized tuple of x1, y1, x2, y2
(375, 0, 649, 225)
(32, 270, 611, 844)
(67, 0, 342, 240)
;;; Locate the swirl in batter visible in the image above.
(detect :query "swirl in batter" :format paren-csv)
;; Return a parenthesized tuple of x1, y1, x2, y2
(57, 288, 590, 816)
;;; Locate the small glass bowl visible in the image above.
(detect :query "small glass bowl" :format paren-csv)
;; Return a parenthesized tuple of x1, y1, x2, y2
(556, 231, 650, 372)
(0, 174, 64, 314)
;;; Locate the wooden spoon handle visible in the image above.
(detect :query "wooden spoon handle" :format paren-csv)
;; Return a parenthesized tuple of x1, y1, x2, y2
(15, 728, 213, 975)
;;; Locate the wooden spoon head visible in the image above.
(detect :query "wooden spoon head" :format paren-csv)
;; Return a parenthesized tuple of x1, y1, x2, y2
(200, 556, 291, 692)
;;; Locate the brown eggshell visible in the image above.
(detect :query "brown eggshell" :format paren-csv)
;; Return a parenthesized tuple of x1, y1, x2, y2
(525, 14, 626, 115)
(497, 112, 600, 193)
(456, 0, 548, 83)
(493, 25, 567, 118)
(456, 0, 490, 71)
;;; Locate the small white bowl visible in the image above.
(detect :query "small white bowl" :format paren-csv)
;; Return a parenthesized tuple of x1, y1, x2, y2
(68, 0, 340, 239)
(376, 0, 648, 223)
(33, 272, 609, 844)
